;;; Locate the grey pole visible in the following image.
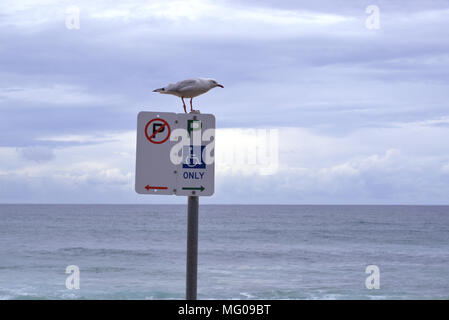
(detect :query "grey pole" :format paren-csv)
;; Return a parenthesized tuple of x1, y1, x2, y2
(186, 195, 199, 300)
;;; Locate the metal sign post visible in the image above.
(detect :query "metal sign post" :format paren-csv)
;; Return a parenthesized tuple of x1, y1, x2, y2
(186, 195, 199, 300)
(135, 110, 215, 300)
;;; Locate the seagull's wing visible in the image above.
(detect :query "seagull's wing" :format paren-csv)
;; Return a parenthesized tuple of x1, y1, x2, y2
(169, 79, 199, 92)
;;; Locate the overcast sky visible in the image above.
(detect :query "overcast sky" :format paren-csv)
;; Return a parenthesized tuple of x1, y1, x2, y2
(1, 0, 449, 204)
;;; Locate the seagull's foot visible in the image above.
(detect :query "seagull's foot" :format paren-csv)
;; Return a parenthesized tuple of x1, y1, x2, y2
(190, 109, 201, 114)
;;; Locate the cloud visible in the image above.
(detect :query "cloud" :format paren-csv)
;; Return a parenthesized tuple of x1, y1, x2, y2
(0, 84, 123, 105)
(1, 0, 449, 203)
(442, 163, 449, 174)
(1, 122, 449, 204)
(0, 131, 136, 203)
(0, 0, 351, 30)
(18, 146, 55, 163)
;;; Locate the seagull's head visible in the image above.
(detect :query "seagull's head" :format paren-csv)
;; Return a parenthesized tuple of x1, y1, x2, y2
(153, 87, 168, 94)
(208, 79, 224, 89)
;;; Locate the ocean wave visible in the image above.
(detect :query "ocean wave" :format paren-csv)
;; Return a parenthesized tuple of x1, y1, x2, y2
(35, 247, 159, 258)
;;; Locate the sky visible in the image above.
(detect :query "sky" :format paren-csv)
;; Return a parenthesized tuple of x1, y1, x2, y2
(0, 0, 449, 204)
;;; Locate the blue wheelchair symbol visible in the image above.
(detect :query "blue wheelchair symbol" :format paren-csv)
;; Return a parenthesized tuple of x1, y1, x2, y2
(183, 145, 206, 169)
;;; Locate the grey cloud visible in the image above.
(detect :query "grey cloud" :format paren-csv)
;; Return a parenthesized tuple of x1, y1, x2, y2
(1, 0, 449, 203)
(18, 146, 55, 162)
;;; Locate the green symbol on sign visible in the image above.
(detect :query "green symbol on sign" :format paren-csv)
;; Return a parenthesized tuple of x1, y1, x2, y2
(182, 186, 205, 192)
(187, 120, 202, 137)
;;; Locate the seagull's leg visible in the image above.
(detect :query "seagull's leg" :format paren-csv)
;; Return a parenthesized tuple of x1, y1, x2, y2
(182, 97, 187, 113)
(190, 98, 194, 112)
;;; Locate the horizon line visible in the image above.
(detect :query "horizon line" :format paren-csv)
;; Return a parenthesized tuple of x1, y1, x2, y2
(1, 203, 449, 206)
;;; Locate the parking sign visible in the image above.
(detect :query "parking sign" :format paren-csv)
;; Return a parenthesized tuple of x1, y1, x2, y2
(135, 111, 215, 196)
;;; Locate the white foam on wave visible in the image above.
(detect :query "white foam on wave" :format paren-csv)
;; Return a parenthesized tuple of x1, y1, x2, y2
(239, 292, 256, 299)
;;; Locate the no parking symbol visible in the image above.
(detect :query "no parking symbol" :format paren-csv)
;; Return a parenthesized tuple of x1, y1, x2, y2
(145, 118, 171, 144)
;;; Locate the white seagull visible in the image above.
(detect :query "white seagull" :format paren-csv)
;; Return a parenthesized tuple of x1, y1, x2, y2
(153, 78, 224, 113)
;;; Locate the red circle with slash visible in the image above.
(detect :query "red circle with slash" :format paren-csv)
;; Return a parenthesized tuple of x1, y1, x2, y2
(145, 118, 171, 144)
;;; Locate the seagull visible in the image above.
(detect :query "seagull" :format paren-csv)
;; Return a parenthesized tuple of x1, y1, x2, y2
(153, 78, 224, 113)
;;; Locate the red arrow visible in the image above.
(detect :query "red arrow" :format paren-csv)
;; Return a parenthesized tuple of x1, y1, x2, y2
(145, 185, 168, 190)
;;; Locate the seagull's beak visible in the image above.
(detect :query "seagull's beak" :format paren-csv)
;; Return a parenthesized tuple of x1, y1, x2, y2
(216, 84, 224, 88)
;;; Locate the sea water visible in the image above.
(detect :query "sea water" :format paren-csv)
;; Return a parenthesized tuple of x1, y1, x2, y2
(0, 204, 448, 299)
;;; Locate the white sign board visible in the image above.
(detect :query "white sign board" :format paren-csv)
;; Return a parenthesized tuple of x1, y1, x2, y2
(135, 111, 215, 196)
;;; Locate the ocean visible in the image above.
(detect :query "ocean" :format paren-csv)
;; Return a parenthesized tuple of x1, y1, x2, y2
(0, 204, 448, 300)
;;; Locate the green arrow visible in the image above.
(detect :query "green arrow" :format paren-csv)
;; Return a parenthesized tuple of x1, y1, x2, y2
(182, 186, 205, 192)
